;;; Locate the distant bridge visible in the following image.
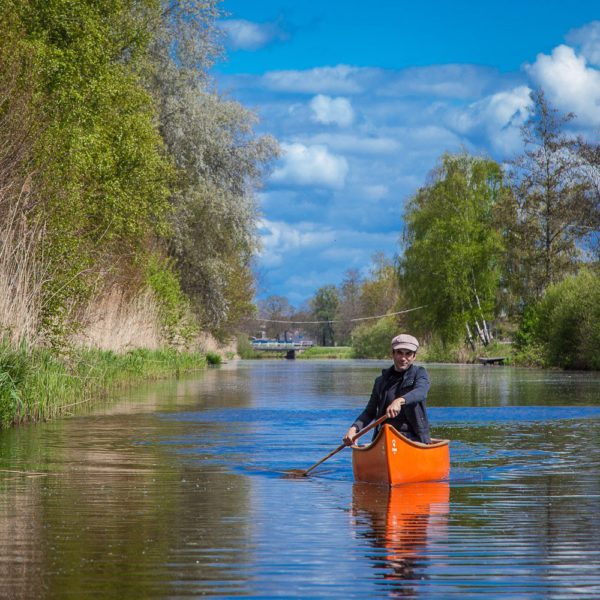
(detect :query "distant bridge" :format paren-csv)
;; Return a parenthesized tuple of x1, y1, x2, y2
(250, 339, 314, 359)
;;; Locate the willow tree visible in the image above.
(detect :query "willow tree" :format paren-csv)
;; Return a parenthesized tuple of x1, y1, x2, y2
(145, 0, 279, 337)
(400, 153, 506, 346)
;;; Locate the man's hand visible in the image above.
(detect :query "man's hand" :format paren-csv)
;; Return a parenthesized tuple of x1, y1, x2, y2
(343, 426, 358, 446)
(386, 397, 405, 418)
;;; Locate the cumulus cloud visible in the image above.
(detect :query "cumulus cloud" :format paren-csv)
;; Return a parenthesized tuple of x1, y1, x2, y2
(527, 44, 600, 126)
(448, 86, 533, 155)
(220, 19, 287, 51)
(257, 219, 336, 267)
(270, 143, 349, 188)
(566, 21, 600, 66)
(310, 95, 355, 126)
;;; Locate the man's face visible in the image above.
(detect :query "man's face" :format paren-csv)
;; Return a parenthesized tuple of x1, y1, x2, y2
(392, 348, 416, 371)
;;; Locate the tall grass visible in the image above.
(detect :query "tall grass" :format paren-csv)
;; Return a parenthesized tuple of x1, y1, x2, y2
(0, 341, 208, 428)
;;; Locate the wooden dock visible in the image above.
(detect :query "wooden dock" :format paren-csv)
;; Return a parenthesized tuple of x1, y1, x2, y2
(478, 356, 506, 366)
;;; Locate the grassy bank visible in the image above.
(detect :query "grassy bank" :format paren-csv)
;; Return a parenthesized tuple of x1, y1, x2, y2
(417, 339, 516, 364)
(0, 342, 216, 428)
(297, 346, 353, 359)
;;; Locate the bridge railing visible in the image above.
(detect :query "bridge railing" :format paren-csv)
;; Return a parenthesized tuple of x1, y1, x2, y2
(250, 340, 314, 351)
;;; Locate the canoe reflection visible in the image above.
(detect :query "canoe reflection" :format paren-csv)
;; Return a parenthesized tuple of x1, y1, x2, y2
(351, 481, 450, 583)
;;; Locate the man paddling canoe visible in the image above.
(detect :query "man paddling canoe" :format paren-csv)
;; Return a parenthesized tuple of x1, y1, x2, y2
(343, 333, 432, 445)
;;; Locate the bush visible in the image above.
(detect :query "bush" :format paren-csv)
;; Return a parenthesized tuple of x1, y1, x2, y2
(517, 269, 600, 369)
(205, 352, 222, 365)
(351, 317, 398, 358)
(236, 334, 260, 359)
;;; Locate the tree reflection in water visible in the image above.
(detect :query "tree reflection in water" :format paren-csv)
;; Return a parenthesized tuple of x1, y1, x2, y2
(352, 482, 449, 588)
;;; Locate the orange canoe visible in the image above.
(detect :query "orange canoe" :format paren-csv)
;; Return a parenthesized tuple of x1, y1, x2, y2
(352, 424, 450, 485)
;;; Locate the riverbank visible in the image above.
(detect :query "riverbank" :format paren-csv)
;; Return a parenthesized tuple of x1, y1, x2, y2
(0, 342, 219, 429)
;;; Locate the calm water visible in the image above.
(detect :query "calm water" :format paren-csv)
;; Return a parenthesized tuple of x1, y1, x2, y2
(1, 360, 599, 599)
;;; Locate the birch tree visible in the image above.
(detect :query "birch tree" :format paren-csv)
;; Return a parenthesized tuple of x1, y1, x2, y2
(400, 153, 506, 346)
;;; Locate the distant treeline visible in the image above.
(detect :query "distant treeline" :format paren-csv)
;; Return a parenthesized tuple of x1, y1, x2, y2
(0, 0, 278, 348)
(253, 92, 600, 369)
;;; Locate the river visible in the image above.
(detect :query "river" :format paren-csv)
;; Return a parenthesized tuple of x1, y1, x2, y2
(1, 359, 599, 598)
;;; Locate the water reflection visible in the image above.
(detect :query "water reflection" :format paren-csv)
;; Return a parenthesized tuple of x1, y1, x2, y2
(0, 361, 598, 598)
(352, 482, 449, 587)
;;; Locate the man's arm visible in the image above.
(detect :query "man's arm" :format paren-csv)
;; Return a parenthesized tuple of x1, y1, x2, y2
(401, 367, 430, 404)
(343, 379, 380, 444)
(386, 367, 430, 417)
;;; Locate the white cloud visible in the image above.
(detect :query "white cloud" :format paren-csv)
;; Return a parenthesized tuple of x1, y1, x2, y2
(305, 133, 399, 155)
(566, 21, 600, 66)
(220, 19, 286, 51)
(448, 86, 533, 155)
(262, 65, 375, 94)
(379, 64, 503, 99)
(271, 142, 349, 188)
(527, 44, 600, 126)
(362, 184, 389, 200)
(309, 94, 355, 126)
(257, 219, 337, 266)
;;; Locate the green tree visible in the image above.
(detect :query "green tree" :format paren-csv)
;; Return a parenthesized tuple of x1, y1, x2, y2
(351, 316, 398, 359)
(359, 253, 402, 318)
(335, 269, 363, 345)
(145, 1, 279, 336)
(400, 152, 506, 346)
(508, 90, 593, 300)
(311, 286, 339, 346)
(575, 137, 600, 262)
(4, 0, 174, 342)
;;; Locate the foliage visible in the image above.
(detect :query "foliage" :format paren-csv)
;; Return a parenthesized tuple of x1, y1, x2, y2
(506, 90, 594, 301)
(335, 269, 363, 345)
(236, 334, 261, 359)
(359, 253, 402, 319)
(0, 341, 208, 428)
(517, 270, 600, 370)
(575, 137, 600, 261)
(297, 346, 353, 359)
(205, 351, 222, 365)
(400, 152, 506, 346)
(0, 340, 30, 427)
(351, 317, 398, 359)
(146, 5, 279, 334)
(2, 0, 174, 343)
(257, 295, 294, 339)
(145, 256, 197, 344)
(311, 285, 339, 346)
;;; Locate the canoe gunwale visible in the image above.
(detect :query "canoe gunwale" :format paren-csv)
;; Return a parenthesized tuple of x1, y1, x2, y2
(352, 425, 449, 451)
(351, 424, 450, 485)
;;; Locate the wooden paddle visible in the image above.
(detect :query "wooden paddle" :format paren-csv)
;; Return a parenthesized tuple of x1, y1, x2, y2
(286, 414, 388, 478)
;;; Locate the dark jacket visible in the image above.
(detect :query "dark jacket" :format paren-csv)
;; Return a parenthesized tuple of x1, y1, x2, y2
(352, 363, 431, 444)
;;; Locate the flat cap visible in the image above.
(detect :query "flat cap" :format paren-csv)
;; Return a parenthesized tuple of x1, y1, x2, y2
(391, 334, 419, 352)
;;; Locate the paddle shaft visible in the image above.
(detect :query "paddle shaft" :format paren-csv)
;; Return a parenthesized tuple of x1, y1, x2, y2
(301, 414, 388, 476)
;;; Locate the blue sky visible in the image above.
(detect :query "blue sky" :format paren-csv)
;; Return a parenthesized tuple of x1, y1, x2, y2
(214, 1, 600, 307)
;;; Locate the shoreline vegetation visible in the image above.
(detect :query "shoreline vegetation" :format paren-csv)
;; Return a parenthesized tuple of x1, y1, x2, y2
(0, 343, 223, 428)
(0, 4, 598, 429)
(237, 342, 518, 364)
